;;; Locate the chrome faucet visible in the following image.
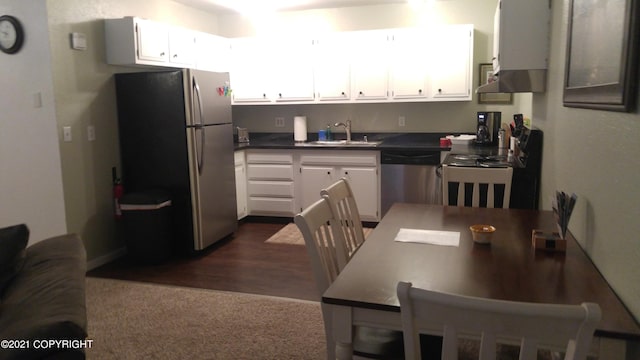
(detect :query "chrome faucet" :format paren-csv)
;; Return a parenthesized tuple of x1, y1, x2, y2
(334, 119, 352, 142)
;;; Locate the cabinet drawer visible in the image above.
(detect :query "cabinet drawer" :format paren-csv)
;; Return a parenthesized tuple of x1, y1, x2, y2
(249, 197, 296, 215)
(247, 164, 294, 180)
(248, 180, 295, 197)
(247, 152, 293, 164)
(299, 153, 378, 167)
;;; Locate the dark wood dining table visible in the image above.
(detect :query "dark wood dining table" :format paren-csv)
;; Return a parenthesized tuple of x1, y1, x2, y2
(322, 203, 640, 360)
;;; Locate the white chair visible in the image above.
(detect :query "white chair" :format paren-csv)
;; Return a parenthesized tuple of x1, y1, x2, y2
(442, 165, 513, 208)
(396, 281, 601, 360)
(295, 198, 404, 360)
(321, 178, 366, 267)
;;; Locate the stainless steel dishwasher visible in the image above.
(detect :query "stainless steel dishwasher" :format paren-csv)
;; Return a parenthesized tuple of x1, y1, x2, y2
(380, 149, 442, 217)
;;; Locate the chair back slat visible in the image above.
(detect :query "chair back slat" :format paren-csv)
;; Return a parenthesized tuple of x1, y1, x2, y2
(294, 198, 346, 295)
(397, 281, 601, 360)
(321, 178, 366, 266)
(442, 165, 513, 208)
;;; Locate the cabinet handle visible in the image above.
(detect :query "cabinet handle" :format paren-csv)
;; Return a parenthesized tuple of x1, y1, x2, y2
(344, 171, 349, 175)
(262, 93, 266, 98)
(341, 92, 345, 96)
(279, 93, 282, 98)
(327, 171, 331, 175)
(359, 91, 363, 95)
(160, 52, 165, 56)
(418, 89, 422, 94)
(438, 88, 442, 93)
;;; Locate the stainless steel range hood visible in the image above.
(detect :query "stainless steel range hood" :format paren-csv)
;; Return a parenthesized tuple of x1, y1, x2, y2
(476, 69, 547, 93)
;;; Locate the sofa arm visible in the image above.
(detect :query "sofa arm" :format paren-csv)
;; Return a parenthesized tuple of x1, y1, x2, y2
(0, 234, 87, 360)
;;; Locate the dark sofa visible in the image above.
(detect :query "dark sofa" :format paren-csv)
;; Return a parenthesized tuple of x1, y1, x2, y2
(0, 225, 87, 360)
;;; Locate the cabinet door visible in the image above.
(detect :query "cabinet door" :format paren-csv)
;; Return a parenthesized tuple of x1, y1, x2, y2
(273, 37, 315, 102)
(339, 167, 378, 220)
(390, 29, 429, 99)
(299, 166, 335, 212)
(169, 27, 196, 67)
(234, 151, 247, 220)
(314, 34, 351, 101)
(430, 25, 473, 100)
(235, 164, 247, 219)
(230, 38, 272, 103)
(195, 32, 230, 72)
(136, 19, 169, 63)
(351, 31, 389, 101)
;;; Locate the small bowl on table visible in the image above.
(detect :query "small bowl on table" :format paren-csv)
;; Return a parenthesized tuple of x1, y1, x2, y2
(469, 224, 496, 244)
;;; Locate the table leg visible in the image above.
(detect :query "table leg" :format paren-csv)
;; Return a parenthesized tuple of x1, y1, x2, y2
(330, 304, 354, 360)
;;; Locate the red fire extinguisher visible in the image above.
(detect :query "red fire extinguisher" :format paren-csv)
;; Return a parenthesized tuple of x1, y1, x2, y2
(112, 167, 124, 220)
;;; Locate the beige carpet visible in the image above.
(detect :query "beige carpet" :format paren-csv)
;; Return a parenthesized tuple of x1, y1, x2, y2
(85, 277, 326, 359)
(265, 223, 373, 245)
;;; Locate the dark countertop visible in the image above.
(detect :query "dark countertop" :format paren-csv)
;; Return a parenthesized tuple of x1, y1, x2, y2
(234, 132, 457, 152)
(233, 132, 525, 167)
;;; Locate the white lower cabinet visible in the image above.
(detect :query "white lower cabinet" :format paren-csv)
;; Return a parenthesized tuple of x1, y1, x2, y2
(234, 150, 247, 220)
(240, 149, 380, 221)
(246, 150, 296, 216)
(298, 151, 380, 221)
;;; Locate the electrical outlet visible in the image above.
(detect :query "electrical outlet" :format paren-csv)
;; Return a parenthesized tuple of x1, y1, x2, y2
(275, 117, 285, 127)
(398, 116, 406, 127)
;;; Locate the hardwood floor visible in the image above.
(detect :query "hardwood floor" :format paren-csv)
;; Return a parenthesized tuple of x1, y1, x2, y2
(87, 220, 319, 301)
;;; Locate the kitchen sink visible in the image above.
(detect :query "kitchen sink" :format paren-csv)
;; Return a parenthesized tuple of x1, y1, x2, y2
(298, 140, 381, 147)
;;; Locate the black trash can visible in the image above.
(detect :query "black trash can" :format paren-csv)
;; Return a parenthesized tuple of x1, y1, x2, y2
(120, 190, 172, 264)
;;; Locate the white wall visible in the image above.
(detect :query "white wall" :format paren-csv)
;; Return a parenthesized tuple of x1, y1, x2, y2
(0, 0, 67, 243)
(534, 0, 640, 321)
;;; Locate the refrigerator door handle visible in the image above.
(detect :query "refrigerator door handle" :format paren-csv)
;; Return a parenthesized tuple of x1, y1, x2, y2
(192, 76, 205, 174)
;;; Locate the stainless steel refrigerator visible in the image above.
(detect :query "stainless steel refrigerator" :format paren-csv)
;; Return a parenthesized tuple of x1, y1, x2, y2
(115, 69, 237, 252)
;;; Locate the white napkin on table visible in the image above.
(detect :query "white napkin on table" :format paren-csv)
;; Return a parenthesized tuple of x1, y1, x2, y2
(394, 228, 460, 247)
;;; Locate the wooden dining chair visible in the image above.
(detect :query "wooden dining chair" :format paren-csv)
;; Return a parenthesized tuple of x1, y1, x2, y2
(295, 198, 404, 360)
(396, 281, 601, 360)
(321, 178, 366, 267)
(441, 165, 513, 208)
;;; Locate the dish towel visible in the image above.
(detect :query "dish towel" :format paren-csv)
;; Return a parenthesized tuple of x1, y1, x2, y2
(394, 228, 460, 247)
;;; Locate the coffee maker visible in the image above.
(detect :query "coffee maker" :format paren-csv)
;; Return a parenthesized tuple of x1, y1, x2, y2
(475, 111, 501, 146)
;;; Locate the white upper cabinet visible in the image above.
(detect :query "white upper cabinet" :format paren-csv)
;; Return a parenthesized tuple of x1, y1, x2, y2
(350, 30, 390, 101)
(313, 34, 351, 101)
(429, 24, 474, 100)
(105, 17, 169, 66)
(389, 28, 430, 100)
(168, 26, 196, 67)
(229, 37, 273, 103)
(272, 37, 315, 102)
(195, 32, 230, 72)
(105, 17, 225, 71)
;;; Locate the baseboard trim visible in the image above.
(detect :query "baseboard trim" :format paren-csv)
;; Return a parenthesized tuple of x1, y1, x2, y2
(87, 247, 127, 271)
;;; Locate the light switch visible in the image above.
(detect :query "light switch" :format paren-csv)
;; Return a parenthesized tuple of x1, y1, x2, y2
(87, 125, 95, 141)
(63, 126, 72, 142)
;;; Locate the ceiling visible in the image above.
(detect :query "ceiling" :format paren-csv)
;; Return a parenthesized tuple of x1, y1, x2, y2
(174, 0, 409, 14)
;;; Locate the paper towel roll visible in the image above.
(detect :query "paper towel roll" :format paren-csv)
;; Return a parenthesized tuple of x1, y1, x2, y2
(294, 116, 307, 142)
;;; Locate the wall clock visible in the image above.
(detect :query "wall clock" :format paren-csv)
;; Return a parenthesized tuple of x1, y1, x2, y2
(0, 15, 24, 54)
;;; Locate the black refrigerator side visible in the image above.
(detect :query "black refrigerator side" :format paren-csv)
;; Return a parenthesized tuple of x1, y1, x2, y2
(114, 70, 195, 254)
